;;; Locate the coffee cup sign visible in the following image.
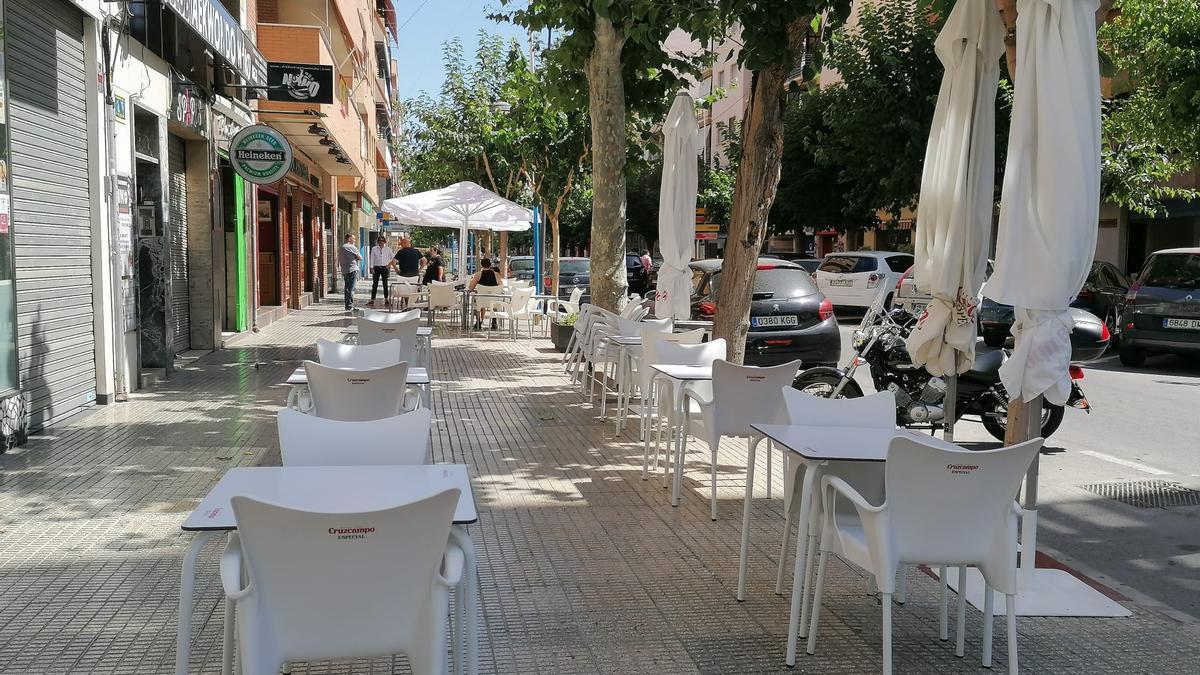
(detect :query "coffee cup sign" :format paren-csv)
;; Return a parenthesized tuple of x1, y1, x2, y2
(229, 125, 293, 185)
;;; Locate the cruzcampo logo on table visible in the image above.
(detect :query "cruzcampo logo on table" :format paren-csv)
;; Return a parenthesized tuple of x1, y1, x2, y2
(229, 125, 293, 185)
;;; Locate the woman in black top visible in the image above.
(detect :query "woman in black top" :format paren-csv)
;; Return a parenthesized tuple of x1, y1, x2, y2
(468, 258, 503, 329)
(422, 247, 444, 284)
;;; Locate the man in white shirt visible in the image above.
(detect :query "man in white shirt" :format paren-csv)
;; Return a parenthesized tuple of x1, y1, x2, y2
(367, 235, 395, 307)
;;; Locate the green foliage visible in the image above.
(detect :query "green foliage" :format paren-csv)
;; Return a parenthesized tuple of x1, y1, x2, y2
(773, 1, 958, 232)
(698, 161, 736, 227)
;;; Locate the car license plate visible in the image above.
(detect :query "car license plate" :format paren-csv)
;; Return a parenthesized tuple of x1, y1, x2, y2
(1163, 317, 1200, 330)
(829, 279, 853, 287)
(751, 315, 798, 327)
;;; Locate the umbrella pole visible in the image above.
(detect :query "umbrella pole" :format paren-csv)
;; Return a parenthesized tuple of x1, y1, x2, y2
(943, 375, 957, 442)
(1006, 393, 1043, 589)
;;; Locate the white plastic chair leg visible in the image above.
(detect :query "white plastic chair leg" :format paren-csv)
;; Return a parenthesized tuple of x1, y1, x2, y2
(896, 566, 908, 604)
(805, 550, 830, 655)
(736, 435, 759, 601)
(956, 565, 968, 657)
(882, 592, 894, 675)
(776, 506, 794, 596)
(765, 440, 773, 499)
(1006, 594, 1018, 675)
(709, 440, 719, 521)
(939, 566, 949, 641)
(983, 584, 995, 668)
(798, 535, 818, 638)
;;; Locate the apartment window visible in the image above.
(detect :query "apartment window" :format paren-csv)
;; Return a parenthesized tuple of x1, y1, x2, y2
(717, 69, 725, 89)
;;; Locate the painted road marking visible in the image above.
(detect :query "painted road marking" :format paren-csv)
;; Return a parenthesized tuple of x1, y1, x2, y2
(1080, 450, 1171, 476)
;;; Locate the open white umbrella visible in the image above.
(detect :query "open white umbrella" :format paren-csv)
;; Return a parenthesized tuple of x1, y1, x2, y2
(655, 92, 698, 320)
(381, 181, 532, 278)
(907, 0, 1005, 378)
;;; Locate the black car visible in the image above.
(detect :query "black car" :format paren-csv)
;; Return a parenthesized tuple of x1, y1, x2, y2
(626, 253, 651, 297)
(690, 258, 841, 367)
(1119, 248, 1200, 366)
(509, 256, 536, 282)
(549, 257, 590, 301)
(979, 260, 1131, 348)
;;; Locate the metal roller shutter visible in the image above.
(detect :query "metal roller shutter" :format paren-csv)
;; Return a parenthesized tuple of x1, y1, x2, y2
(167, 135, 190, 351)
(7, 0, 94, 428)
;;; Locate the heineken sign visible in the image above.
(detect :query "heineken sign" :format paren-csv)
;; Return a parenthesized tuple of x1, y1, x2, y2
(229, 125, 293, 185)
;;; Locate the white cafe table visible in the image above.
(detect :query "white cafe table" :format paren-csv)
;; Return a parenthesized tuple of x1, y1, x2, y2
(175, 464, 481, 675)
(647, 364, 713, 506)
(748, 423, 960, 667)
(285, 366, 431, 410)
(341, 325, 434, 364)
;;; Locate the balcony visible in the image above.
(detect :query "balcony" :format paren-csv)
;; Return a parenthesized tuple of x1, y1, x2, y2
(255, 23, 366, 178)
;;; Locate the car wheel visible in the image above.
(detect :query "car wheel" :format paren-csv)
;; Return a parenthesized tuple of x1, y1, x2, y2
(1119, 343, 1146, 367)
(983, 331, 1007, 348)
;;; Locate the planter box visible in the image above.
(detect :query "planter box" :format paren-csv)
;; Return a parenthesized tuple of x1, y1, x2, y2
(550, 322, 574, 352)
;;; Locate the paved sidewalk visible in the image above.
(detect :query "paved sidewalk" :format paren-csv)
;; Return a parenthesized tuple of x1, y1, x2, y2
(0, 301, 1197, 673)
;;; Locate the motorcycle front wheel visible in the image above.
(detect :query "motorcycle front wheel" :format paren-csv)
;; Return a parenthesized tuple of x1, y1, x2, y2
(791, 372, 865, 399)
(980, 400, 1064, 442)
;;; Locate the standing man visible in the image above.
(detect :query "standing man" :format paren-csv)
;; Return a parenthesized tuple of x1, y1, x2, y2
(338, 233, 362, 312)
(367, 235, 394, 307)
(640, 248, 653, 276)
(393, 235, 424, 279)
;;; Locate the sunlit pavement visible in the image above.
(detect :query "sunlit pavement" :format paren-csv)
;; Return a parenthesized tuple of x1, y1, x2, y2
(0, 300, 1196, 673)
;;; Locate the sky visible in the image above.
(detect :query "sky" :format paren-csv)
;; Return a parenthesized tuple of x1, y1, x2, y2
(393, 0, 528, 101)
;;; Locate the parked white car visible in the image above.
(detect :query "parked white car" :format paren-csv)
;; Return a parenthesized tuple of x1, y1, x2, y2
(814, 251, 914, 309)
(893, 259, 995, 315)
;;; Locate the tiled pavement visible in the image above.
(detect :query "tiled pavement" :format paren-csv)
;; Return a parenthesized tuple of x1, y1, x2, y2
(0, 301, 1197, 674)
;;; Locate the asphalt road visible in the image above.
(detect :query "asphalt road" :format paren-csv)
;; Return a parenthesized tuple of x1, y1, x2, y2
(833, 316, 1200, 622)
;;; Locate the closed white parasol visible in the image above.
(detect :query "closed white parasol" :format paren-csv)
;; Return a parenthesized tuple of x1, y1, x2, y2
(655, 92, 698, 320)
(907, 0, 1005, 378)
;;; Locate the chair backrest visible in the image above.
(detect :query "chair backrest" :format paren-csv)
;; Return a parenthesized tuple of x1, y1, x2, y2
(619, 299, 644, 319)
(782, 389, 897, 428)
(710, 359, 803, 437)
(303, 360, 409, 421)
(617, 315, 670, 337)
(885, 436, 1042, 582)
(511, 279, 532, 288)
(638, 328, 705, 393)
(361, 307, 418, 323)
(427, 281, 458, 310)
(277, 408, 432, 466)
(317, 339, 403, 370)
(475, 286, 507, 311)
(230, 489, 458, 662)
(508, 286, 536, 313)
(357, 317, 419, 359)
(654, 339, 727, 400)
(567, 287, 583, 306)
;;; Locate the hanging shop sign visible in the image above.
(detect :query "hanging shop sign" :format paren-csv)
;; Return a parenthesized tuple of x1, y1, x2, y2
(170, 73, 209, 138)
(163, 0, 267, 86)
(229, 125, 293, 185)
(266, 62, 334, 105)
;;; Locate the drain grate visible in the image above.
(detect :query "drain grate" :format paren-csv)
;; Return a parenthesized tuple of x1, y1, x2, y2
(1079, 480, 1200, 509)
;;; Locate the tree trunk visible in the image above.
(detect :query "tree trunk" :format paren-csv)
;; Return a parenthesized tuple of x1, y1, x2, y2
(584, 13, 628, 311)
(500, 231, 509, 278)
(549, 208, 561, 297)
(713, 17, 809, 363)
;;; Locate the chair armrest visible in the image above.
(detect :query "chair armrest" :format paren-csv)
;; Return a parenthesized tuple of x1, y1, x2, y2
(823, 475, 885, 515)
(682, 387, 714, 408)
(437, 539, 466, 588)
(220, 533, 253, 600)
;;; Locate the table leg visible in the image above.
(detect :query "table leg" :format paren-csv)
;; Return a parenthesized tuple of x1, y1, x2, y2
(222, 534, 235, 675)
(786, 465, 818, 667)
(176, 531, 220, 675)
(671, 380, 686, 506)
(451, 526, 478, 675)
(737, 435, 760, 601)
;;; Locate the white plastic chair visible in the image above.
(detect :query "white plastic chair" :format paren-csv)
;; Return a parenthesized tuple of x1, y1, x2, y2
(649, 339, 726, 505)
(362, 307, 421, 323)
(277, 408, 433, 466)
(682, 359, 801, 521)
(222, 490, 463, 675)
(774, 390, 895, 622)
(427, 281, 461, 329)
(473, 288, 507, 331)
(303, 361, 411, 421)
(485, 286, 537, 339)
(616, 327, 705, 438)
(806, 436, 1043, 674)
(317, 339, 403, 370)
(589, 316, 671, 415)
(358, 316, 420, 362)
(554, 287, 583, 318)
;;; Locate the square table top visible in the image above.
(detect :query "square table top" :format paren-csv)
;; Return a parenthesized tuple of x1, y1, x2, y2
(183, 464, 477, 531)
(751, 423, 960, 463)
(287, 366, 429, 386)
(341, 326, 433, 337)
(648, 364, 713, 381)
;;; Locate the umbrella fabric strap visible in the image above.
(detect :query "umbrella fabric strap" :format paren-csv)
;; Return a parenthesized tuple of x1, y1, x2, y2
(999, 307, 1073, 405)
(906, 292, 978, 376)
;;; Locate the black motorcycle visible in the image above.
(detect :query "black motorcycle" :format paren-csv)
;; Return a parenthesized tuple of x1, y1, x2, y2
(791, 305, 1092, 441)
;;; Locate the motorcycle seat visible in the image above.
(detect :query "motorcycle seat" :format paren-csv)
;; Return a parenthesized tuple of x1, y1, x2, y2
(961, 349, 1006, 383)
